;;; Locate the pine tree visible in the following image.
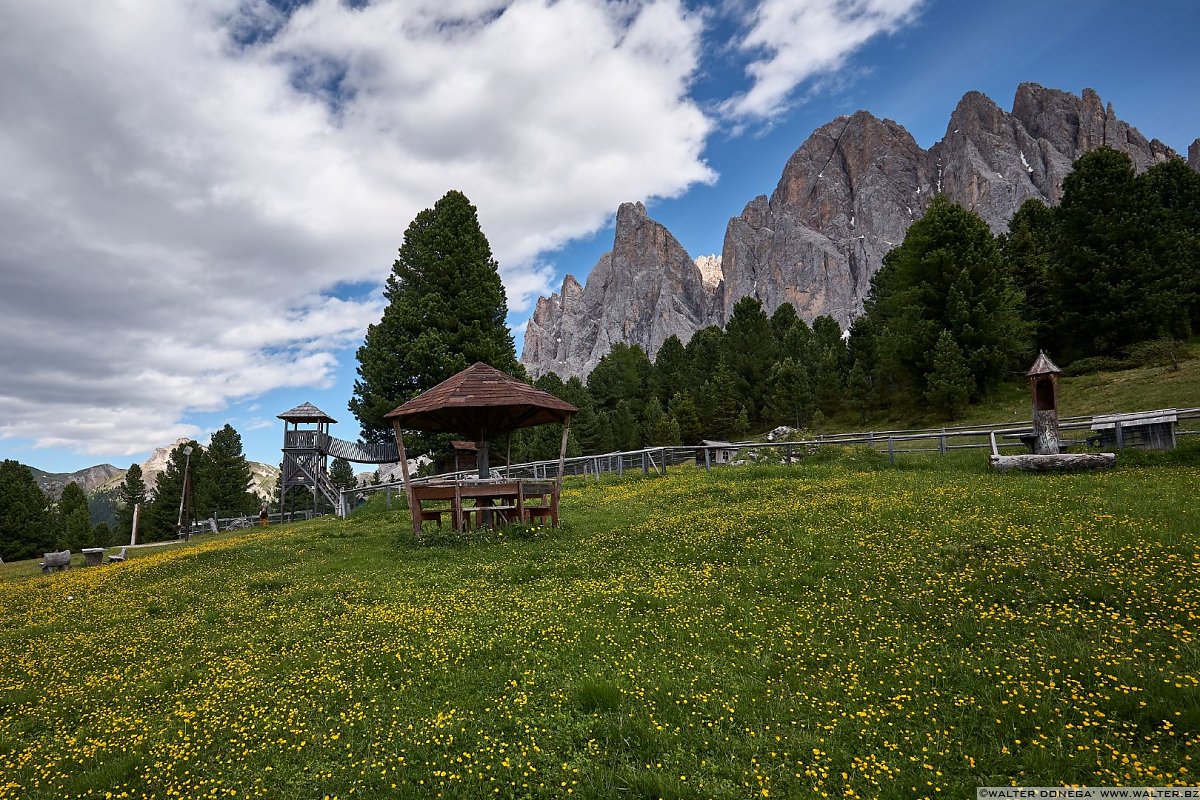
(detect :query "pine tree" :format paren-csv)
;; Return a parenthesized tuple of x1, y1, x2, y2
(683, 326, 725, 394)
(329, 458, 357, 491)
(925, 331, 972, 420)
(206, 424, 256, 517)
(116, 463, 147, 543)
(703, 362, 744, 440)
(642, 402, 681, 446)
(668, 393, 703, 446)
(576, 406, 615, 455)
(350, 190, 517, 447)
(813, 348, 846, 417)
(0, 460, 54, 561)
(845, 361, 873, 423)
(652, 335, 689, 402)
(587, 343, 653, 412)
(92, 522, 112, 549)
(723, 297, 774, 423)
(769, 303, 800, 349)
(1002, 198, 1057, 348)
(59, 482, 92, 551)
(612, 401, 642, 452)
(763, 358, 813, 429)
(862, 194, 1029, 400)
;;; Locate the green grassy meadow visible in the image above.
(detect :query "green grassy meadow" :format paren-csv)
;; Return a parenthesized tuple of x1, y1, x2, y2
(1, 448, 1199, 798)
(823, 343, 1200, 433)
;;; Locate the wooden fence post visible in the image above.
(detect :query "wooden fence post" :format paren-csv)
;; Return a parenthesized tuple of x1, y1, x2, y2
(1115, 421, 1124, 450)
(642, 451, 649, 474)
(704, 448, 711, 471)
(887, 437, 895, 466)
(939, 429, 947, 455)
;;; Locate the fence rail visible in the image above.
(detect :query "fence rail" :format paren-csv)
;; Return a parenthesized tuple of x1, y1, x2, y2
(342, 406, 1200, 515)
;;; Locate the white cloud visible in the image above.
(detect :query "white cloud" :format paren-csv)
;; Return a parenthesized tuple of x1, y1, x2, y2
(721, 0, 925, 121)
(0, 0, 713, 456)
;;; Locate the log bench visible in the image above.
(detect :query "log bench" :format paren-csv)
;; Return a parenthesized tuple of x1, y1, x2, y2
(39, 550, 71, 573)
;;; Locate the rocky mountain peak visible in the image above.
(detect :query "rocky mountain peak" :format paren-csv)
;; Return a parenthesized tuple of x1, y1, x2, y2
(521, 200, 717, 378)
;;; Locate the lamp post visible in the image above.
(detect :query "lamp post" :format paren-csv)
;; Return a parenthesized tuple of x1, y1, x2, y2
(176, 445, 194, 540)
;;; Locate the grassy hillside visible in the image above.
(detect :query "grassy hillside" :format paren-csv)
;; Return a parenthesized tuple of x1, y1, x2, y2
(825, 345, 1200, 433)
(1, 449, 1198, 798)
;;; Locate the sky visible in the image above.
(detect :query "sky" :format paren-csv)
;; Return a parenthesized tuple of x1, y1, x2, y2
(2, 0, 1198, 475)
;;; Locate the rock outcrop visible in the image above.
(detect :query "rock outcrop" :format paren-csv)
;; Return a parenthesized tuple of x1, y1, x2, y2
(523, 202, 716, 379)
(521, 83, 1193, 379)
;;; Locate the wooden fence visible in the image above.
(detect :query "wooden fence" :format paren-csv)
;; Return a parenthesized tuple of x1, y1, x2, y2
(342, 407, 1200, 515)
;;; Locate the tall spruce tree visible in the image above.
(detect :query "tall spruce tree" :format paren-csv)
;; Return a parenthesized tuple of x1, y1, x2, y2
(668, 393, 703, 446)
(763, 357, 813, 429)
(1051, 148, 1155, 359)
(925, 330, 972, 420)
(652, 335, 689, 403)
(1002, 198, 1058, 349)
(116, 463, 147, 543)
(329, 458, 357, 491)
(862, 194, 1029, 400)
(0, 460, 53, 561)
(59, 482, 92, 551)
(206, 424, 256, 517)
(723, 297, 775, 423)
(350, 190, 517, 447)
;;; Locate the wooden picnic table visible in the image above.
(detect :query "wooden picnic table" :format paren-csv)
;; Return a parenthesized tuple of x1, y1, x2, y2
(411, 479, 557, 531)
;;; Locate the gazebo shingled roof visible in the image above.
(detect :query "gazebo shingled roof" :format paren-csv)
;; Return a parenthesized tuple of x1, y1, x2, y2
(277, 402, 338, 423)
(383, 362, 577, 436)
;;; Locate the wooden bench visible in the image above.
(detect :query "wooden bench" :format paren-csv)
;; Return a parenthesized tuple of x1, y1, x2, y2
(519, 482, 558, 526)
(39, 550, 71, 573)
(1091, 410, 1178, 450)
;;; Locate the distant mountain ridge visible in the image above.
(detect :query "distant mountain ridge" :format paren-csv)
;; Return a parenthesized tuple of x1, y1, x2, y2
(28, 464, 124, 500)
(24, 440, 279, 505)
(522, 83, 1200, 380)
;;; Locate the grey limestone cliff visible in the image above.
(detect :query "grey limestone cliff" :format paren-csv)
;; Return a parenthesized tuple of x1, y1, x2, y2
(523, 202, 715, 379)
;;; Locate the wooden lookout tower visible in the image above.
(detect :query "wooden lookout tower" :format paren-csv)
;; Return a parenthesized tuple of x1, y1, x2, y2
(278, 402, 340, 514)
(1027, 351, 1062, 455)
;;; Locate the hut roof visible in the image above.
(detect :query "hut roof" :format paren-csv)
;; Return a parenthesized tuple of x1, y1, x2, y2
(449, 440, 478, 452)
(277, 402, 338, 423)
(1026, 351, 1062, 377)
(384, 362, 577, 436)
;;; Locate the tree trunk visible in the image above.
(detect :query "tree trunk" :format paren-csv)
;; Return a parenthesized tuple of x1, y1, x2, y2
(989, 453, 1116, 473)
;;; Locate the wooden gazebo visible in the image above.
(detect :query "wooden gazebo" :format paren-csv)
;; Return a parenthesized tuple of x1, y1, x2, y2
(383, 363, 578, 533)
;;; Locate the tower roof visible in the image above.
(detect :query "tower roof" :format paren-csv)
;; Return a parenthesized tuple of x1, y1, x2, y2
(1026, 351, 1062, 377)
(277, 402, 338, 423)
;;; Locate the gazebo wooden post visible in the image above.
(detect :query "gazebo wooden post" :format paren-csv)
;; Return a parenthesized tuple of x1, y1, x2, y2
(554, 418, 571, 524)
(391, 421, 421, 535)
